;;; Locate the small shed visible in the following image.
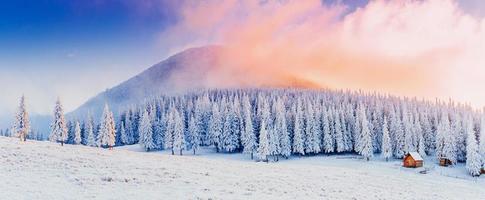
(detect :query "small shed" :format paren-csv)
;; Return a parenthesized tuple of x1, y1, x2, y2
(403, 152, 423, 168)
(481, 168, 485, 175)
(439, 157, 452, 167)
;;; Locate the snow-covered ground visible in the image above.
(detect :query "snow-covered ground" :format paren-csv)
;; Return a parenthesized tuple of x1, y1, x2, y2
(1, 136, 484, 200)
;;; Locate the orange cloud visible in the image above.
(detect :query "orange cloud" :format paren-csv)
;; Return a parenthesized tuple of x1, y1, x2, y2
(160, 0, 485, 107)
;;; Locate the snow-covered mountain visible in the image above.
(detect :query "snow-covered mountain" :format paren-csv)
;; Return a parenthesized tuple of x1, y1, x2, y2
(68, 45, 316, 120)
(68, 45, 224, 119)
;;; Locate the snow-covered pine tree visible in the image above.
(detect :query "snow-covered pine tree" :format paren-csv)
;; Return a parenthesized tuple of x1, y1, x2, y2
(292, 100, 305, 155)
(138, 109, 156, 151)
(257, 120, 269, 162)
(209, 103, 223, 152)
(416, 131, 426, 158)
(332, 107, 343, 153)
(73, 121, 82, 145)
(188, 115, 201, 154)
(371, 108, 382, 153)
(420, 111, 434, 155)
(275, 98, 290, 159)
(436, 111, 457, 164)
(381, 116, 392, 161)
(479, 114, 485, 171)
(241, 95, 257, 159)
(451, 112, 466, 162)
(304, 100, 321, 154)
(49, 98, 68, 146)
(13, 95, 30, 141)
(120, 121, 128, 145)
(153, 116, 166, 150)
(322, 107, 334, 153)
(390, 107, 405, 158)
(85, 112, 96, 147)
(124, 110, 135, 145)
(358, 104, 373, 161)
(98, 104, 116, 149)
(465, 115, 481, 176)
(164, 107, 175, 154)
(402, 104, 415, 154)
(172, 108, 186, 155)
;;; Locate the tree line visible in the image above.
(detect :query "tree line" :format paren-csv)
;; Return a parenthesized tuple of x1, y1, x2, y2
(7, 89, 485, 176)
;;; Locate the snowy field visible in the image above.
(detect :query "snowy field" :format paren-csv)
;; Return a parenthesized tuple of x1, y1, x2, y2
(1, 136, 484, 200)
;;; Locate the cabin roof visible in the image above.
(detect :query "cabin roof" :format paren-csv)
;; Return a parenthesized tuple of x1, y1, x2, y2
(406, 152, 423, 161)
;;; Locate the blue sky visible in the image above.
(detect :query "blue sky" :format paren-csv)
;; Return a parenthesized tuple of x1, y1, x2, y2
(0, 0, 483, 128)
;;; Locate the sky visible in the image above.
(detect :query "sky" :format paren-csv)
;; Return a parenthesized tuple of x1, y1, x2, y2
(1, 0, 485, 126)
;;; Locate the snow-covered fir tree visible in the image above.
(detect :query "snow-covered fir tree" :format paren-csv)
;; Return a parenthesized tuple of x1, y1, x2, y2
(98, 104, 116, 149)
(275, 98, 291, 159)
(73, 121, 82, 145)
(188, 115, 201, 154)
(85, 112, 96, 147)
(465, 116, 481, 176)
(322, 107, 334, 153)
(172, 108, 186, 155)
(13, 95, 30, 141)
(209, 103, 223, 152)
(138, 109, 156, 151)
(241, 95, 257, 159)
(120, 121, 128, 145)
(357, 104, 373, 161)
(292, 100, 305, 155)
(257, 120, 269, 162)
(479, 115, 485, 170)
(49, 98, 68, 146)
(381, 116, 392, 161)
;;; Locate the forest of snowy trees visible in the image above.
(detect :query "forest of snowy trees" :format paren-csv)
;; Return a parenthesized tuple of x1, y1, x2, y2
(5, 89, 485, 176)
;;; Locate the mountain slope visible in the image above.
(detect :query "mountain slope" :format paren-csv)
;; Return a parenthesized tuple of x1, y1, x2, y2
(69, 45, 318, 119)
(69, 46, 224, 119)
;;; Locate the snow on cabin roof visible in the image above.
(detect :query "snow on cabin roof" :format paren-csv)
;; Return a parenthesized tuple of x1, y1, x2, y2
(407, 152, 423, 161)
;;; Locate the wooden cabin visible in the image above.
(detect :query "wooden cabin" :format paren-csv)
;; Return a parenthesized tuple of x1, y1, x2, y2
(481, 168, 485, 175)
(403, 152, 423, 168)
(439, 158, 452, 167)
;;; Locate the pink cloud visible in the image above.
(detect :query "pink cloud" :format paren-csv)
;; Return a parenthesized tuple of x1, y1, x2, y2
(160, 0, 485, 107)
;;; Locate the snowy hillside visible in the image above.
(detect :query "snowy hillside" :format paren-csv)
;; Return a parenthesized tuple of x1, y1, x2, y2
(68, 46, 224, 120)
(1, 136, 484, 200)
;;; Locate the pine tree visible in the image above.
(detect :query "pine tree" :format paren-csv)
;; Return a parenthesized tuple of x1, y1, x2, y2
(13, 95, 30, 142)
(164, 108, 175, 154)
(275, 98, 290, 159)
(257, 120, 269, 162)
(322, 107, 334, 153)
(172, 109, 186, 155)
(73, 121, 82, 145)
(479, 115, 485, 171)
(209, 103, 223, 152)
(120, 121, 128, 145)
(381, 116, 392, 161)
(85, 112, 96, 147)
(402, 105, 415, 153)
(124, 110, 135, 145)
(138, 109, 156, 151)
(390, 107, 405, 158)
(465, 116, 481, 176)
(292, 100, 305, 155)
(436, 111, 456, 164)
(49, 98, 68, 146)
(98, 104, 116, 149)
(358, 104, 373, 161)
(241, 95, 257, 159)
(188, 115, 201, 154)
